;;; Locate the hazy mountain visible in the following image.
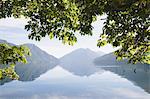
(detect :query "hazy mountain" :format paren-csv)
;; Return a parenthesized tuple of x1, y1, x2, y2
(0, 39, 15, 45)
(60, 48, 104, 76)
(0, 40, 59, 85)
(15, 44, 59, 81)
(0, 39, 7, 43)
(94, 52, 149, 67)
(94, 53, 125, 66)
(97, 51, 105, 56)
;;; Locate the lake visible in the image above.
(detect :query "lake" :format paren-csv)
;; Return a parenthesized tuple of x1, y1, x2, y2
(0, 65, 150, 99)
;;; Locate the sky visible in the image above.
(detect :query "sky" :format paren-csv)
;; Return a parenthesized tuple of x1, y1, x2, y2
(0, 15, 117, 58)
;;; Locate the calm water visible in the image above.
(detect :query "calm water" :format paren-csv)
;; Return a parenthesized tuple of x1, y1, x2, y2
(0, 65, 150, 99)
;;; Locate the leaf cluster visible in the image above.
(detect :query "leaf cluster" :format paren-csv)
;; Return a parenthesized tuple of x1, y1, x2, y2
(0, 43, 31, 79)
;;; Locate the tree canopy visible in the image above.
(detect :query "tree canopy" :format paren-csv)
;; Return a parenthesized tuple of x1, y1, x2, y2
(0, 43, 30, 79)
(0, 0, 149, 79)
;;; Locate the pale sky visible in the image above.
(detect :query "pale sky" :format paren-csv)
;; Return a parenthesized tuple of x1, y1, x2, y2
(0, 15, 117, 58)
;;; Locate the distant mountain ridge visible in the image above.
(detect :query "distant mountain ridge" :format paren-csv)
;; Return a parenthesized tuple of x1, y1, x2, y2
(0, 39, 7, 43)
(0, 39, 15, 45)
(0, 39, 59, 85)
(60, 48, 100, 59)
(94, 53, 124, 66)
(60, 48, 104, 76)
(16, 43, 59, 81)
(0, 39, 105, 82)
(94, 52, 149, 67)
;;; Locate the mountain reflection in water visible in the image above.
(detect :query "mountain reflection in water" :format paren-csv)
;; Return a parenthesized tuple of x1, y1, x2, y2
(100, 64, 150, 94)
(0, 64, 150, 99)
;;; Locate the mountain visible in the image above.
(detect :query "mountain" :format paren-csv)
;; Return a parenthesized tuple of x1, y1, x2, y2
(97, 51, 105, 56)
(0, 39, 7, 43)
(60, 48, 104, 76)
(0, 40, 59, 85)
(15, 44, 59, 81)
(0, 39, 15, 45)
(94, 53, 148, 67)
(94, 53, 125, 66)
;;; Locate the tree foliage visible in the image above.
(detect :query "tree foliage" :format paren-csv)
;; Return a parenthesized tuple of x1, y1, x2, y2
(98, 0, 150, 64)
(0, 0, 149, 79)
(0, 43, 30, 79)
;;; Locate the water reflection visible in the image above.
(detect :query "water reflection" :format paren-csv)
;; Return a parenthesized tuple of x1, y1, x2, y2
(100, 64, 150, 94)
(0, 63, 57, 85)
(0, 64, 150, 99)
